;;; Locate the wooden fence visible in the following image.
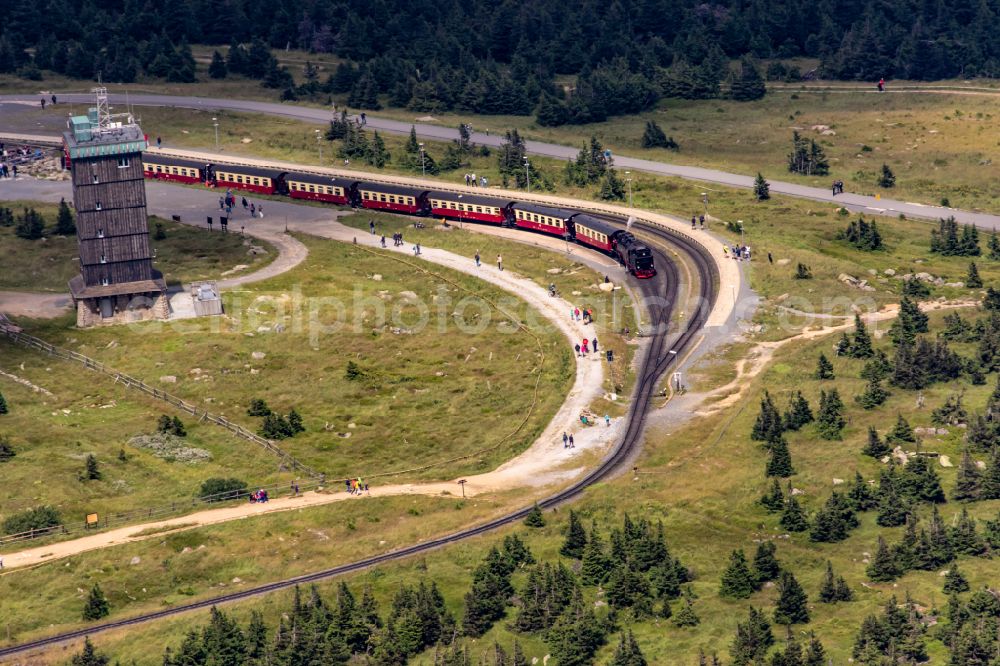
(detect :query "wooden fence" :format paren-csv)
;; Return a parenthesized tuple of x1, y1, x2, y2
(0, 325, 323, 480)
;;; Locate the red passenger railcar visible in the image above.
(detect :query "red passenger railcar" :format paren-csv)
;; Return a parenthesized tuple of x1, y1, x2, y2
(427, 192, 513, 225)
(143, 155, 204, 185)
(356, 183, 430, 214)
(511, 203, 574, 236)
(287, 174, 357, 205)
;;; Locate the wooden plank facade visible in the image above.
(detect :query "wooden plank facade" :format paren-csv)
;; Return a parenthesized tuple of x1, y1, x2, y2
(71, 154, 154, 287)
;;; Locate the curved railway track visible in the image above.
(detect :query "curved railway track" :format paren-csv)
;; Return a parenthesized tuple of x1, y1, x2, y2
(0, 215, 718, 661)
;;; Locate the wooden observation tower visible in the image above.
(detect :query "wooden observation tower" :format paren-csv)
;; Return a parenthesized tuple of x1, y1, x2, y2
(64, 88, 168, 327)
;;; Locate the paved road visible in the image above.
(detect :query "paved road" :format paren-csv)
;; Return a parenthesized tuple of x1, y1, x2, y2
(4, 92, 1000, 228)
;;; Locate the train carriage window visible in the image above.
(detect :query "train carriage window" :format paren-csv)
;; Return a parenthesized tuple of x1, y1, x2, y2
(156, 165, 162, 173)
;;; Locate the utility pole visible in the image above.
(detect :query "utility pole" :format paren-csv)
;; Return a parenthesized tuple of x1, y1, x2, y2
(524, 157, 530, 192)
(212, 117, 219, 150)
(315, 129, 322, 163)
(626, 171, 633, 208)
(419, 143, 426, 178)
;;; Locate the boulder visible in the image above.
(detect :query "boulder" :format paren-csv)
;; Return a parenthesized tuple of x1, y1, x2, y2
(159, 375, 177, 384)
(884, 268, 896, 276)
(838, 273, 860, 285)
(599, 282, 614, 292)
(251, 351, 266, 360)
(776, 258, 791, 266)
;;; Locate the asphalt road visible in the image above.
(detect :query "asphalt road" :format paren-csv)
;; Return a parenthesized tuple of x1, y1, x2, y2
(4, 92, 1000, 227)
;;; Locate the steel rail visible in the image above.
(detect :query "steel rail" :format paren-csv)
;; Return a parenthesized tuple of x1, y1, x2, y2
(0, 211, 718, 664)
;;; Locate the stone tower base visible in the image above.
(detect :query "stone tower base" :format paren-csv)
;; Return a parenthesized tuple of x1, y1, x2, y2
(76, 292, 169, 328)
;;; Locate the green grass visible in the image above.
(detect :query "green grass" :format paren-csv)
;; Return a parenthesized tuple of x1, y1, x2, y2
(11, 233, 572, 483)
(52, 307, 1000, 664)
(0, 201, 273, 291)
(0, 336, 290, 528)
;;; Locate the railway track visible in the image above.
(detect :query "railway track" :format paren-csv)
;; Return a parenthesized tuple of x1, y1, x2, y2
(0, 213, 717, 663)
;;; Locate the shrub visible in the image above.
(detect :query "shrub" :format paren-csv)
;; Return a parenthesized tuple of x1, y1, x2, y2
(198, 477, 248, 500)
(2, 505, 61, 535)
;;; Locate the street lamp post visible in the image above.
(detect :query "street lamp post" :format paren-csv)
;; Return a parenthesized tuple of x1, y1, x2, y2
(626, 171, 633, 208)
(738, 220, 744, 246)
(212, 117, 219, 150)
(524, 157, 530, 192)
(315, 129, 322, 163)
(419, 143, 426, 178)
(457, 194, 464, 229)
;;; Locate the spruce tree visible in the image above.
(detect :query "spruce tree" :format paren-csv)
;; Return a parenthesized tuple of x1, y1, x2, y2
(71, 637, 109, 666)
(794, 262, 813, 280)
(753, 172, 770, 200)
(866, 536, 901, 582)
(967, 261, 984, 288)
(861, 349, 892, 381)
(84, 454, 101, 481)
(855, 378, 889, 409)
(943, 562, 970, 594)
(783, 392, 814, 431)
(55, 198, 76, 235)
(523, 503, 545, 528)
(814, 353, 834, 380)
(719, 549, 757, 598)
(208, 50, 228, 78)
(83, 583, 110, 620)
(849, 314, 874, 358)
(0, 390, 7, 414)
(560, 510, 587, 559)
(730, 606, 773, 665)
(780, 496, 809, 532)
(0, 434, 14, 462)
(953, 447, 982, 501)
(847, 471, 877, 511)
(609, 630, 647, 666)
(886, 414, 916, 444)
(759, 478, 785, 512)
(641, 120, 675, 150)
(809, 492, 857, 543)
(981, 447, 1000, 499)
(876, 480, 909, 527)
(752, 541, 780, 584)
(766, 435, 795, 477)
(773, 571, 809, 625)
(580, 524, 612, 584)
(877, 163, 895, 188)
(730, 56, 766, 101)
(836, 332, 852, 356)
(815, 389, 846, 440)
(672, 596, 700, 627)
(818, 561, 852, 602)
(751, 391, 783, 442)
(990, 228, 1000, 260)
(804, 633, 827, 666)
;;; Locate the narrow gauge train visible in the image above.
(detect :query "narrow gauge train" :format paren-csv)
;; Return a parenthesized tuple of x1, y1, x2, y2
(142, 154, 656, 277)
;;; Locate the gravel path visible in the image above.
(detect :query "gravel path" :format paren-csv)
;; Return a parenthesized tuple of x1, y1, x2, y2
(2, 91, 998, 227)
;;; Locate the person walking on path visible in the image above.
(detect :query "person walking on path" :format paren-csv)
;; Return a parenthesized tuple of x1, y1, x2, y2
(250, 203, 256, 217)
(369, 219, 375, 234)
(569, 434, 575, 448)
(592, 337, 598, 353)
(219, 196, 225, 210)
(414, 243, 421, 256)
(497, 254, 503, 271)
(562, 432, 568, 448)
(604, 414, 611, 427)
(242, 197, 248, 210)
(258, 204, 263, 218)
(574, 307, 580, 321)
(380, 235, 386, 248)
(475, 250, 480, 267)
(582, 338, 589, 355)
(574, 343, 581, 357)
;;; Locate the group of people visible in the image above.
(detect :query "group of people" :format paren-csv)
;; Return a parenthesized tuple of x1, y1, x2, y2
(345, 478, 369, 494)
(690, 214, 706, 229)
(831, 180, 845, 195)
(572, 307, 594, 324)
(390, 232, 405, 246)
(574, 336, 598, 356)
(0, 142, 36, 179)
(0, 163, 16, 179)
(562, 432, 576, 448)
(38, 94, 57, 109)
(724, 244, 752, 261)
(218, 191, 263, 218)
(464, 173, 487, 187)
(248, 488, 270, 503)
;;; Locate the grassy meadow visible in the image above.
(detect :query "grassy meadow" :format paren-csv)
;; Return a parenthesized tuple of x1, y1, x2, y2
(0, 202, 273, 291)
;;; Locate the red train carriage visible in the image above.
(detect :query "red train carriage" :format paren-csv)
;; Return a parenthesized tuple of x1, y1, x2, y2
(427, 192, 513, 225)
(143, 155, 204, 185)
(287, 173, 357, 205)
(356, 183, 430, 214)
(511, 203, 575, 237)
(213, 165, 287, 195)
(569, 214, 615, 253)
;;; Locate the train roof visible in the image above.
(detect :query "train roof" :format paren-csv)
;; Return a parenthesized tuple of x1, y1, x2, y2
(512, 203, 578, 219)
(212, 163, 286, 178)
(426, 192, 513, 207)
(356, 182, 429, 197)
(285, 171, 358, 188)
(571, 213, 619, 236)
(143, 154, 205, 169)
